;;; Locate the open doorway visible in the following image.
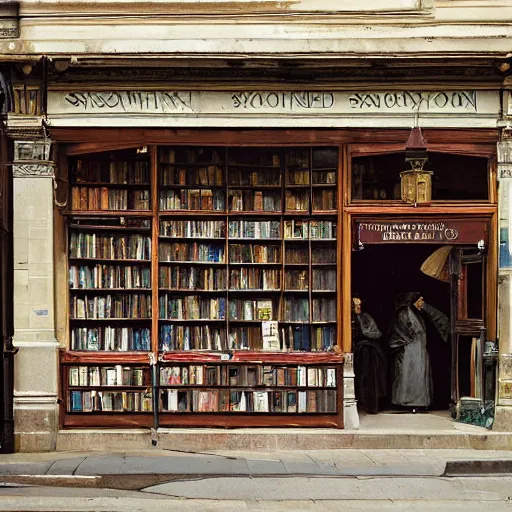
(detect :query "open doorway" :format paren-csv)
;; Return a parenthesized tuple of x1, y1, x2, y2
(352, 244, 452, 412)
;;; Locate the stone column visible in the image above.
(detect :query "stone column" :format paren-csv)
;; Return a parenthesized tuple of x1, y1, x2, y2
(12, 138, 59, 451)
(494, 132, 512, 431)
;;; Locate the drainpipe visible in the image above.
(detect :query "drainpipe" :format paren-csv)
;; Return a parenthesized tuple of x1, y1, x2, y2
(0, 85, 15, 453)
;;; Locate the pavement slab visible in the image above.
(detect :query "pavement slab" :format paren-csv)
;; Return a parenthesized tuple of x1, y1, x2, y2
(45, 457, 86, 475)
(74, 454, 251, 476)
(246, 460, 288, 475)
(0, 462, 54, 476)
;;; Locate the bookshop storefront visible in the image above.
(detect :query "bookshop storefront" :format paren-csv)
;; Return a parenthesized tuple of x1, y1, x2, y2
(13, 85, 505, 445)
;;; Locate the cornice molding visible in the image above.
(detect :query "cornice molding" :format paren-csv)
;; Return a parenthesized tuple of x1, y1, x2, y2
(18, 0, 434, 17)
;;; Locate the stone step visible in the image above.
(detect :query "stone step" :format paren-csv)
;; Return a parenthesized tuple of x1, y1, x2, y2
(55, 428, 512, 451)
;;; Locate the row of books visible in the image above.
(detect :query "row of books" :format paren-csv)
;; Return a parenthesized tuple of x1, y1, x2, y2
(71, 294, 152, 319)
(160, 365, 336, 388)
(159, 219, 290, 240)
(71, 187, 150, 211)
(312, 326, 337, 351)
(160, 165, 223, 186)
(159, 243, 225, 263)
(69, 265, 151, 290)
(284, 325, 312, 351)
(285, 190, 309, 211)
(64, 266, 334, 292)
(284, 297, 309, 322)
(312, 171, 336, 184)
(285, 270, 308, 290)
(74, 159, 150, 185)
(160, 389, 336, 413)
(160, 325, 227, 352)
(310, 221, 336, 240)
(71, 327, 151, 351)
(159, 266, 227, 291)
(160, 220, 225, 239)
(229, 190, 281, 212)
(159, 189, 225, 211)
(70, 189, 335, 213)
(228, 299, 273, 321)
(69, 365, 147, 387)
(228, 220, 280, 239)
(312, 269, 337, 291)
(282, 325, 337, 351)
(284, 220, 308, 239)
(159, 295, 226, 320)
(285, 247, 309, 264)
(228, 268, 280, 290)
(313, 248, 336, 264)
(69, 390, 152, 412)
(228, 244, 280, 264)
(228, 326, 263, 350)
(283, 220, 336, 240)
(312, 298, 336, 322)
(158, 242, 332, 265)
(286, 168, 310, 185)
(312, 190, 336, 211)
(228, 168, 281, 186)
(70, 233, 151, 261)
(69, 325, 336, 352)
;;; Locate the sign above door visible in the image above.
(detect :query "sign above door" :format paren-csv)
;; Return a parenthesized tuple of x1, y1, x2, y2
(355, 219, 489, 246)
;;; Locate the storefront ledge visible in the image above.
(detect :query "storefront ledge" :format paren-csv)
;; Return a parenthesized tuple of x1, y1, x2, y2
(54, 428, 512, 452)
(56, 429, 153, 452)
(15, 432, 56, 453)
(493, 406, 512, 432)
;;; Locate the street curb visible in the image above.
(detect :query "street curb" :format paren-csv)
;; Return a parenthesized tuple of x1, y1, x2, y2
(444, 459, 512, 476)
(0, 475, 101, 488)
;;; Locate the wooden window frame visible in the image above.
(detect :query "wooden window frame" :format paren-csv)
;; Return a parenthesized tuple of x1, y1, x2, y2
(53, 127, 499, 357)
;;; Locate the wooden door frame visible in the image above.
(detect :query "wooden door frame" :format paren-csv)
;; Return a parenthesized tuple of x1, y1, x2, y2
(341, 212, 497, 356)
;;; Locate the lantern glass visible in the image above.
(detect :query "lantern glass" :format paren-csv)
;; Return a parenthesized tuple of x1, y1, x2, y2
(400, 169, 433, 204)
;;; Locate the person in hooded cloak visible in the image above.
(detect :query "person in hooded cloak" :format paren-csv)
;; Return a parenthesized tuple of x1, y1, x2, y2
(389, 292, 449, 410)
(352, 296, 387, 414)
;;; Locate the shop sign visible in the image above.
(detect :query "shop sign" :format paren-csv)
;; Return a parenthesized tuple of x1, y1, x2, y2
(356, 219, 488, 245)
(48, 90, 492, 116)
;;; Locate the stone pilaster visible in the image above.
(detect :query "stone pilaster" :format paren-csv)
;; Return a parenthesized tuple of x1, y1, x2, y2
(494, 129, 512, 431)
(343, 353, 359, 429)
(11, 134, 59, 451)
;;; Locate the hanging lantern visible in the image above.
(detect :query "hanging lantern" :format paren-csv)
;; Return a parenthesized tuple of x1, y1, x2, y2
(400, 127, 432, 205)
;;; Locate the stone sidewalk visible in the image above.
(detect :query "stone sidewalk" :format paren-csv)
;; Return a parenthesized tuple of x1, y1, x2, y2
(1, 448, 512, 485)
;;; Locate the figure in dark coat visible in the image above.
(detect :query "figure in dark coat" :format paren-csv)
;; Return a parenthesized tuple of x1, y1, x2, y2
(352, 297, 387, 414)
(389, 292, 449, 409)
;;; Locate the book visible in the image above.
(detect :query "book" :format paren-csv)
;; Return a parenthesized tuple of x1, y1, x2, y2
(262, 321, 280, 351)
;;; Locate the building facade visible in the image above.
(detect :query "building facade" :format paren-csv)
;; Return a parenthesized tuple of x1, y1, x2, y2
(1, 0, 512, 451)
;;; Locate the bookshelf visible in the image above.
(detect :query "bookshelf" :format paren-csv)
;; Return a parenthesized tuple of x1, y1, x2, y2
(158, 353, 343, 427)
(62, 145, 343, 428)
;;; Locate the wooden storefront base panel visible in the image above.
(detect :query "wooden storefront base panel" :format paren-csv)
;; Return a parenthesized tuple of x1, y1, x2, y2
(63, 413, 154, 428)
(158, 413, 342, 429)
